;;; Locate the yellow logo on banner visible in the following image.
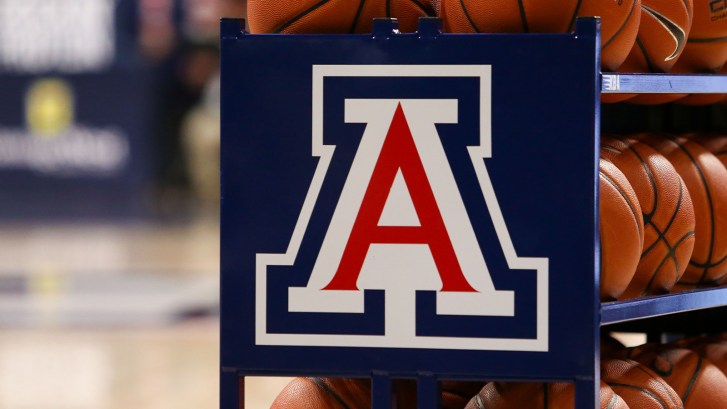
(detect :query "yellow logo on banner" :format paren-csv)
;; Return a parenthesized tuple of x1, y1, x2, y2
(25, 78, 74, 137)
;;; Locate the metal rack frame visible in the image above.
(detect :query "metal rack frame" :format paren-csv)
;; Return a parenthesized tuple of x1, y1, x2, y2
(220, 17, 727, 408)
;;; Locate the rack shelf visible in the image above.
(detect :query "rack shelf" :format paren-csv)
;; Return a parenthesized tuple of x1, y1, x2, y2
(602, 73, 727, 93)
(602, 288, 727, 325)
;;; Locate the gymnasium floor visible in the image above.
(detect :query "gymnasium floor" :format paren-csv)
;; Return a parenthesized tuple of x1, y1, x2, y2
(0, 219, 290, 409)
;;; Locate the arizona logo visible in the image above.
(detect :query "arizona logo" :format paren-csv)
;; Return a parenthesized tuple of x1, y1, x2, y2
(256, 65, 548, 351)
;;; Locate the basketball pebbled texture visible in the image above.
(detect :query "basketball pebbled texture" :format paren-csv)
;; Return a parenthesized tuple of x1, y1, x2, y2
(671, 0, 727, 72)
(688, 133, 727, 169)
(440, 0, 581, 33)
(440, 0, 640, 71)
(601, 136, 696, 299)
(619, 0, 693, 73)
(463, 381, 630, 409)
(623, 346, 727, 408)
(271, 378, 372, 409)
(602, 358, 684, 409)
(676, 336, 727, 376)
(577, 0, 642, 71)
(636, 133, 727, 290)
(247, 0, 435, 34)
(600, 159, 644, 300)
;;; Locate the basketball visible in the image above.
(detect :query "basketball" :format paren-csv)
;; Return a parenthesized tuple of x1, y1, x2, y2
(600, 136, 696, 299)
(602, 358, 683, 409)
(688, 133, 727, 169)
(619, 0, 693, 73)
(577, 0, 642, 71)
(270, 377, 482, 409)
(671, 0, 727, 72)
(679, 337, 727, 375)
(440, 0, 581, 34)
(637, 133, 727, 290)
(440, 0, 640, 71)
(247, 0, 435, 34)
(599, 159, 644, 300)
(463, 381, 629, 409)
(627, 347, 727, 408)
(271, 378, 372, 409)
(676, 93, 726, 105)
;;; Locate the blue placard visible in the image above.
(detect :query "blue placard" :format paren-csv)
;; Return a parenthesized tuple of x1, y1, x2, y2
(221, 18, 601, 387)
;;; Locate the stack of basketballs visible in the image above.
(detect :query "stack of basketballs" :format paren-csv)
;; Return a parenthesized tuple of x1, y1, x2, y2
(599, 133, 727, 301)
(249, 0, 727, 104)
(271, 333, 727, 408)
(248, 0, 727, 94)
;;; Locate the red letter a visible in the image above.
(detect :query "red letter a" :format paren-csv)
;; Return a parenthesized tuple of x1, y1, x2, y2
(323, 103, 476, 292)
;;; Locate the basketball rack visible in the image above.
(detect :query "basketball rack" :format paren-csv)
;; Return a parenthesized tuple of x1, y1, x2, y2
(220, 17, 727, 408)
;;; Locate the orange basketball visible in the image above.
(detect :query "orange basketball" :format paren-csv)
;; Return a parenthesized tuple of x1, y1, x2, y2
(672, 0, 727, 72)
(602, 358, 683, 409)
(676, 93, 726, 105)
(599, 159, 644, 300)
(440, 0, 640, 71)
(271, 378, 372, 409)
(440, 0, 581, 33)
(247, 0, 435, 34)
(637, 133, 727, 290)
(577, 0, 642, 71)
(688, 133, 727, 169)
(619, 0, 693, 72)
(679, 336, 727, 375)
(463, 381, 629, 409)
(441, 381, 488, 408)
(271, 378, 478, 409)
(601, 136, 696, 298)
(627, 347, 727, 408)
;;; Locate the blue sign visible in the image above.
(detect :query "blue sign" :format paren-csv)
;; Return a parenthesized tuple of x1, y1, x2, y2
(221, 17, 602, 408)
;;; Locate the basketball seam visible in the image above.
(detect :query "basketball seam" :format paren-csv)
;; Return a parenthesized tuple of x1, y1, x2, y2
(517, 0, 529, 32)
(609, 383, 672, 408)
(543, 383, 548, 408)
(601, 171, 643, 238)
(386, 0, 391, 17)
(309, 378, 352, 409)
(603, 0, 638, 51)
(567, 0, 584, 31)
(632, 364, 684, 407)
(349, 0, 367, 33)
(458, 0, 481, 33)
(646, 230, 695, 293)
(688, 36, 727, 43)
(602, 145, 621, 155)
(681, 355, 702, 404)
(690, 253, 727, 269)
(408, 0, 434, 15)
(635, 37, 657, 73)
(615, 139, 660, 259)
(273, 0, 333, 33)
(671, 138, 717, 284)
(641, 178, 690, 292)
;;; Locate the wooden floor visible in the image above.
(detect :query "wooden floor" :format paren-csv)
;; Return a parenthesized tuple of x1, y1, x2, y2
(0, 219, 291, 409)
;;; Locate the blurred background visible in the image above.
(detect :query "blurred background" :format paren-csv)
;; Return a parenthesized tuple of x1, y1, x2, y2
(0, 0, 288, 407)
